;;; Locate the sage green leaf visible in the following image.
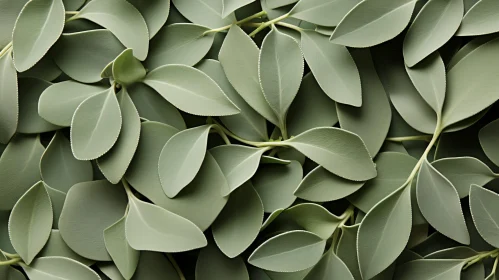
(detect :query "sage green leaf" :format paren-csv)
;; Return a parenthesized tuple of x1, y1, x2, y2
(52, 30, 126, 83)
(12, 0, 64, 71)
(112, 49, 146, 86)
(285, 203, 341, 239)
(0, 0, 28, 49)
(433, 157, 496, 198)
(424, 246, 477, 259)
(22, 257, 100, 280)
(18, 55, 61, 81)
(469, 185, 499, 248)
(132, 251, 180, 280)
(261, 208, 285, 231)
(301, 30, 361, 107)
(0, 135, 44, 210)
(264, 268, 314, 280)
(285, 127, 376, 181)
(394, 259, 465, 280)
(336, 225, 362, 280)
(248, 230, 326, 272)
(405, 52, 446, 115)
(0, 51, 18, 144)
(38, 81, 107, 127)
(59, 180, 128, 261)
(146, 24, 215, 70)
(172, 0, 236, 28)
(304, 249, 355, 280)
(97, 89, 140, 184)
(403, 0, 463, 67)
(159, 125, 212, 197)
(210, 145, 268, 195)
(289, 0, 361, 27)
(63, 0, 85, 10)
(71, 0, 149, 60)
(448, 34, 496, 70)
(39, 230, 93, 266)
(259, 28, 303, 127)
(223, 0, 255, 17)
(125, 122, 179, 202)
(357, 186, 412, 280)
(295, 166, 364, 202)
(212, 182, 264, 258)
(125, 195, 207, 252)
(18, 78, 60, 133)
(97, 263, 125, 280)
(70, 87, 122, 160)
(40, 131, 93, 193)
(104, 216, 139, 279)
(143, 65, 239, 116)
(267, 0, 297, 9)
(442, 37, 499, 128)
(9, 181, 52, 264)
(479, 119, 499, 167)
(260, 156, 291, 165)
(417, 159, 470, 244)
(195, 244, 249, 280)
(127, 0, 170, 38)
(45, 186, 65, 229)
(457, 0, 499, 36)
(219, 25, 279, 125)
(198, 59, 268, 142)
(337, 48, 391, 156)
(0, 211, 15, 254)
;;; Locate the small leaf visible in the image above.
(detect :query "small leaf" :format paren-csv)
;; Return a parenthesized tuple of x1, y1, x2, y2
(285, 127, 376, 181)
(212, 182, 264, 258)
(210, 145, 268, 195)
(304, 249, 355, 280)
(479, 118, 499, 167)
(112, 49, 146, 86)
(0, 51, 18, 144)
(330, 0, 417, 47)
(22, 257, 100, 280)
(394, 259, 465, 280)
(132, 251, 181, 280)
(417, 159, 470, 244)
(301, 30, 361, 107)
(12, 0, 65, 71)
(70, 87, 122, 160)
(39, 230, 92, 265)
(159, 125, 212, 198)
(195, 244, 249, 279)
(104, 216, 140, 279)
(72, 0, 149, 60)
(172, 0, 236, 28)
(9, 181, 53, 264)
(248, 230, 326, 272)
(457, 0, 499, 36)
(469, 185, 499, 248)
(285, 203, 341, 239)
(125, 195, 207, 252)
(289, 0, 361, 27)
(336, 225, 362, 280)
(127, 0, 170, 38)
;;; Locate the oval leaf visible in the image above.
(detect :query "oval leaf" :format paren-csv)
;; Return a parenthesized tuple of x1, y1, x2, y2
(39, 230, 92, 265)
(289, 0, 361, 27)
(171, 0, 236, 28)
(112, 49, 146, 86)
(457, 0, 499, 36)
(195, 244, 249, 280)
(285, 203, 341, 239)
(469, 185, 499, 248)
(22, 257, 100, 280)
(104, 216, 140, 279)
(304, 249, 355, 280)
(394, 259, 465, 280)
(128, 0, 170, 38)
(0, 52, 18, 144)
(479, 118, 499, 167)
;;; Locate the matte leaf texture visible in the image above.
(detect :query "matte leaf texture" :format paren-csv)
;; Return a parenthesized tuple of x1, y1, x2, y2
(12, 0, 65, 72)
(127, 0, 170, 38)
(289, 0, 361, 27)
(0, 0, 28, 49)
(0, 51, 18, 144)
(131, 251, 180, 280)
(469, 185, 499, 248)
(22, 257, 101, 280)
(195, 244, 249, 280)
(104, 216, 139, 279)
(39, 230, 92, 265)
(285, 203, 341, 239)
(479, 118, 499, 167)
(112, 49, 146, 86)
(303, 249, 355, 280)
(457, 0, 499, 36)
(394, 259, 465, 280)
(172, 0, 236, 28)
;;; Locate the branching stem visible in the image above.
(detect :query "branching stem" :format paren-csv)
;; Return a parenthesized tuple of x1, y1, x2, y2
(249, 13, 290, 37)
(203, 10, 267, 35)
(0, 258, 21, 266)
(386, 135, 432, 142)
(464, 248, 499, 270)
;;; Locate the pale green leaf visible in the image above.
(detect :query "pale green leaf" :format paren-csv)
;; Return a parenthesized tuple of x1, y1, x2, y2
(469, 185, 499, 248)
(267, 0, 297, 9)
(22, 257, 101, 280)
(222, 0, 255, 17)
(289, 0, 360, 27)
(63, 0, 85, 10)
(0, 51, 18, 144)
(457, 0, 499, 36)
(112, 49, 146, 86)
(195, 244, 249, 280)
(0, 0, 28, 49)
(447, 34, 497, 70)
(18, 55, 61, 81)
(45, 186, 65, 229)
(304, 249, 355, 280)
(336, 225, 362, 280)
(394, 259, 465, 280)
(285, 203, 341, 239)
(39, 230, 93, 266)
(131, 251, 180, 280)
(104, 216, 140, 279)
(127, 0, 170, 38)
(172, 0, 236, 28)
(479, 118, 499, 167)
(261, 208, 285, 231)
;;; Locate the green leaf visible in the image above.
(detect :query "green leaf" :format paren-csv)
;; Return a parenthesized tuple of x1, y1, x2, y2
(285, 203, 341, 239)
(52, 30, 126, 83)
(294, 166, 364, 202)
(9, 181, 52, 264)
(127, 0, 170, 38)
(252, 161, 301, 212)
(285, 127, 376, 181)
(63, 0, 85, 10)
(432, 157, 496, 198)
(417, 159, 470, 244)
(195, 244, 249, 279)
(40, 131, 93, 193)
(132, 251, 181, 280)
(71, 0, 149, 60)
(304, 249, 355, 280)
(70, 87, 122, 160)
(457, 0, 499, 36)
(261, 208, 285, 231)
(38, 81, 107, 127)
(394, 259, 465, 280)
(0, 135, 44, 210)
(357, 186, 412, 280)
(336, 225, 362, 280)
(0, 211, 15, 253)
(18, 55, 61, 81)
(337, 48, 391, 156)
(289, 0, 361, 27)
(248, 230, 326, 272)
(300, 31, 361, 107)
(12, 0, 64, 71)
(330, 0, 417, 47)
(143, 64, 239, 116)
(39, 230, 93, 266)
(112, 49, 146, 86)
(125, 195, 207, 252)
(0, 51, 18, 144)
(479, 118, 499, 167)
(45, 186, 66, 229)
(447, 35, 496, 70)
(22, 257, 101, 280)
(212, 182, 264, 258)
(403, 0, 463, 67)
(469, 185, 499, 248)
(159, 125, 212, 198)
(267, 0, 297, 9)
(219, 25, 279, 125)
(405, 52, 446, 115)
(97, 263, 126, 280)
(104, 216, 140, 279)
(145, 24, 215, 70)
(0, 0, 27, 49)
(210, 145, 268, 195)
(58, 180, 128, 261)
(171, 0, 236, 28)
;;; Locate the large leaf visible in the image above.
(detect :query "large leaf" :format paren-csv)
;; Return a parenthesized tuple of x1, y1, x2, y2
(195, 244, 249, 280)
(38, 230, 92, 265)
(301, 30, 361, 107)
(22, 257, 100, 280)
(9, 181, 52, 265)
(469, 185, 499, 248)
(285, 203, 341, 239)
(285, 127, 376, 181)
(0, 51, 17, 144)
(289, 0, 361, 27)
(104, 216, 140, 279)
(394, 259, 465, 279)
(12, 0, 65, 71)
(479, 118, 499, 167)
(336, 225, 362, 280)
(112, 49, 146, 86)
(304, 249, 355, 280)
(127, 0, 170, 38)
(0, 0, 28, 49)
(172, 0, 236, 28)
(457, 0, 499, 36)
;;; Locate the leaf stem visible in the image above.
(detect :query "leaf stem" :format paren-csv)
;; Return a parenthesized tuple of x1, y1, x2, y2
(276, 22, 304, 32)
(166, 253, 186, 280)
(1, 251, 19, 259)
(211, 120, 286, 148)
(463, 248, 499, 270)
(0, 258, 21, 266)
(0, 42, 12, 58)
(210, 125, 231, 145)
(249, 13, 290, 37)
(121, 179, 134, 199)
(386, 135, 432, 142)
(65, 11, 79, 15)
(203, 10, 267, 35)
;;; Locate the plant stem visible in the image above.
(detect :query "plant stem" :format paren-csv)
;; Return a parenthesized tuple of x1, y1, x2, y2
(0, 258, 21, 266)
(65, 11, 78, 15)
(276, 22, 304, 32)
(1, 252, 19, 259)
(279, 121, 289, 140)
(385, 135, 432, 142)
(0, 42, 12, 58)
(211, 121, 286, 148)
(167, 253, 186, 280)
(122, 179, 134, 199)
(211, 125, 231, 145)
(249, 13, 290, 37)
(464, 249, 499, 270)
(203, 10, 267, 35)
